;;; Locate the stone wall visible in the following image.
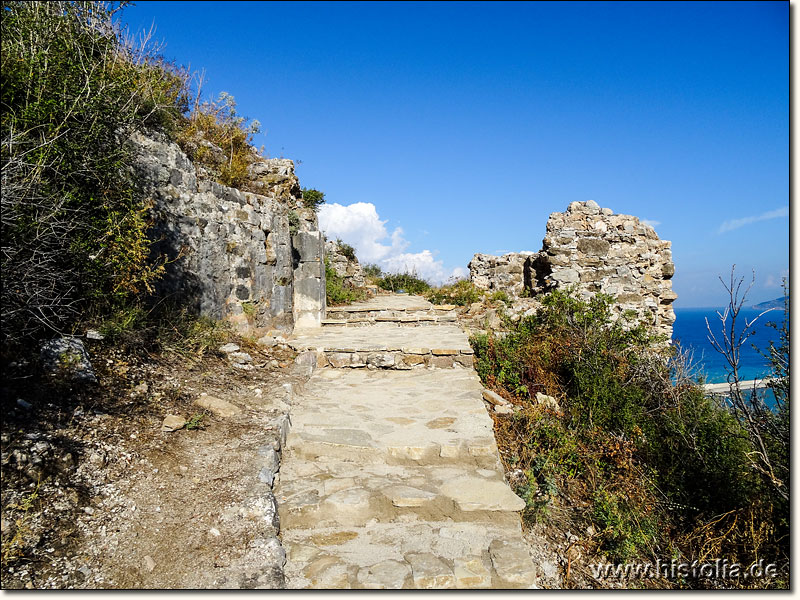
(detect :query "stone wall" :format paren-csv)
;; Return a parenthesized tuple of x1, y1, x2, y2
(468, 252, 538, 297)
(324, 240, 365, 289)
(469, 201, 677, 338)
(132, 131, 325, 333)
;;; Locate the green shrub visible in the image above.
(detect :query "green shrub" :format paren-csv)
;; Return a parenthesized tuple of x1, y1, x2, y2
(426, 279, 481, 306)
(288, 210, 300, 236)
(377, 273, 431, 295)
(175, 92, 260, 189)
(1, 1, 189, 344)
(335, 239, 357, 262)
(490, 290, 511, 304)
(592, 487, 659, 562)
(301, 188, 326, 211)
(362, 264, 383, 279)
(472, 288, 783, 580)
(325, 259, 366, 306)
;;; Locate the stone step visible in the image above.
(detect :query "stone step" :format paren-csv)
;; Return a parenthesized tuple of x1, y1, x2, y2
(290, 324, 474, 370)
(296, 348, 474, 370)
(326, 304, 457, 316)
(281, 369, 498, 467)
(321, 316, 456, 328)
(277, 461, 525, 531)
(285, 427, 497, 467)
(322, 307, 457, 327)
(281, 521, 537, 589)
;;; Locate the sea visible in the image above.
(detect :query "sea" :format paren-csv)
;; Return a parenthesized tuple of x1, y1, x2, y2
(671, 307, 784, 385)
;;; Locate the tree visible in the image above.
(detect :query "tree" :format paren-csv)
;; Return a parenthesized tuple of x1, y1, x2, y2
(705, 266, 789, 502)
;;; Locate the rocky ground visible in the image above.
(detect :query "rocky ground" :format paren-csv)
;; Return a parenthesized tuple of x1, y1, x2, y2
(1, 332, 306, 589)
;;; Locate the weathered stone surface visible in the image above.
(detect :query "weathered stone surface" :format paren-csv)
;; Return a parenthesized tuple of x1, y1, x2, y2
(161, 414, 186, 432)
(454, 556, 492, 589)
(382, 485, 437, 508)
(427, 356, 454, 369)
(279, 294, 535, 590)
(468, 252, 538, 297)
(356, 559, 410, 589)
(469, 201, 677, 338)
(366, 352, 395, 368)
(325, 239, 365, 289)
(488, 538, 537, 588)
(481, 389, 508, 406)
(440, 478, 526, 512)
(131, 131, 325, 333)
(406, 553, 455, 589)
(40, 337, 98, 383)
(534, 392, 560, 411)
(195, 394, 241, 417)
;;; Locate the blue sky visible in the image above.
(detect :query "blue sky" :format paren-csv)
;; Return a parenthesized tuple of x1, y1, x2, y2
(121, 1, 788, 307)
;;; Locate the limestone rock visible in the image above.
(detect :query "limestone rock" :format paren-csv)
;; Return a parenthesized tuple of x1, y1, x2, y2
(325, 239, 365, 289)
(161, 414, 186, 432)
(468, 200, 677, 339)
(534, 392, 560, 411)
(40, 337, 97, 384)
(195, 394, 241, 417)
(488, 538, 537, 588)
(454, 556, 492, 589)
(405, 552, 455, 589)
(481, 389, 508, 406)
(440, 478, 525, 512)
(356, 560, 410, 589)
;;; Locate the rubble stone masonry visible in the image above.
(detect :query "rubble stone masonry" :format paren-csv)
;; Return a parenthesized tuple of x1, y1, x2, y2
(470, 201, 677, 338)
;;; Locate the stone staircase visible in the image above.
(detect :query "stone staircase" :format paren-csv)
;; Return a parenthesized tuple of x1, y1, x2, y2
(322, 297, 458, 328)
(277, 294, 537, 589)
(289, 296, 472, 370)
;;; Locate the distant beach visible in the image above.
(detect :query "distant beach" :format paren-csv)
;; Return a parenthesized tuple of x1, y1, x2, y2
(672, 307, 783, 384)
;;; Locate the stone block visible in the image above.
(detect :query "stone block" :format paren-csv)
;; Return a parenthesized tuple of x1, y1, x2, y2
(381, 485, 437, 508)
(454, 355, 474, 368)
(454, 556, 492, 589)
(406, 553, 455, 589)
(482, 389, 508, 406)
(488, 538, 537, 588)
(292, 231, 322, 262)
(426, 355, 454, 369)
(328, 352, 354, 368)
(402, 354, 426, 367)
(195, 395, 241, 418)
(357, 560, 410, 589)
(366, 352, 395, 368)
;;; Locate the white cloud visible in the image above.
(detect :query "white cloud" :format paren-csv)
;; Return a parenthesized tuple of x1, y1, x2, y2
(317, 202, 407, 262)
(718, 206, 789, 234)
(450, 266, 469, 280)
(317, 202, 457, 284)
(764, 270, 789, 289)
(641, 219, 661, 228)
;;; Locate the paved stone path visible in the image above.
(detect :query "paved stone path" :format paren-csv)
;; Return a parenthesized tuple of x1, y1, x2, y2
(277, 294, 537, 589)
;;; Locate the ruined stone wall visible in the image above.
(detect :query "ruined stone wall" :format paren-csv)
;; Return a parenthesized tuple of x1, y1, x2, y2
(325, 240, 365, 289)
(468, 252, 538, 297)
(132, 131, 325, 333)
(469, 200, 677, 338)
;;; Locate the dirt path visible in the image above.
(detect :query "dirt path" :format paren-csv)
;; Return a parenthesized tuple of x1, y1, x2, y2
(1, 338, 305, 589)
